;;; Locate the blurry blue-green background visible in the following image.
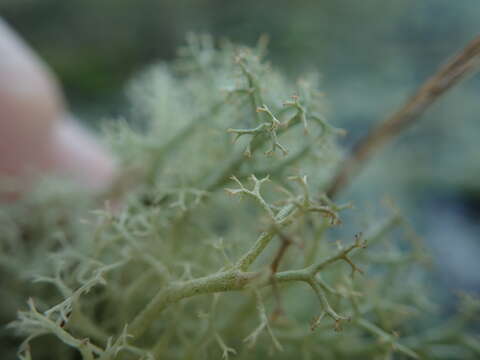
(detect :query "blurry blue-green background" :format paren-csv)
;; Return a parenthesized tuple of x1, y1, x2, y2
(2, 0, 479, 293)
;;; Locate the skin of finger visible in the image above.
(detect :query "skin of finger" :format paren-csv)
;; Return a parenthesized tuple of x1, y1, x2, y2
(0, 19, 117, 197)
(47, 117, 117, 193)
(0, 18, 65, 176)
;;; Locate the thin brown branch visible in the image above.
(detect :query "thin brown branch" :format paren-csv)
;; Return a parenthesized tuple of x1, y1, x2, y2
(270, 231, 293, 274)
(268, 231, 293, 322)
(327, 35, 480, 198)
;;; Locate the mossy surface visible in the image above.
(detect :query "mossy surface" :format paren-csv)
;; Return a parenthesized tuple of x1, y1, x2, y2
(2, 36, 479, 360)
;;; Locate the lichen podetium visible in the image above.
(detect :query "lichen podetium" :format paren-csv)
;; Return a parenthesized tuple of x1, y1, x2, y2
(2, 35, 479, 360)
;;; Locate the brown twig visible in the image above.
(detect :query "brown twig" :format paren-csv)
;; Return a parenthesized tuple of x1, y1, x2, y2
(268, 231, 293, 322)
(327, 35, 480, 198)
(270, 231, 293, 274)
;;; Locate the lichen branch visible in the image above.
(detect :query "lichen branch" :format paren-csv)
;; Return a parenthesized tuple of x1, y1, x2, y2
(243, 290, 283, 351)
(307, 278, 349, 331)
(307, 233, 366, 277)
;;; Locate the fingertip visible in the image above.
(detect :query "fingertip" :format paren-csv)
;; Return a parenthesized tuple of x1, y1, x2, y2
(47, 118, 117, 193)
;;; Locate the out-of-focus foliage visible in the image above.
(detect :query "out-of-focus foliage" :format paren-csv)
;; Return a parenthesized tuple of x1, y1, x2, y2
(2, 38, 479, 360)
(3, 1, 480, 202)
(3, 0, 480, 196)
(3, 1, 478, 110)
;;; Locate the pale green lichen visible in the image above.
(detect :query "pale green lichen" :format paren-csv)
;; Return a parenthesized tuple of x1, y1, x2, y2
(1, 35, 479, 360)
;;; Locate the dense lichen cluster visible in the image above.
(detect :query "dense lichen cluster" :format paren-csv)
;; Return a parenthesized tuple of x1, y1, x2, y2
(1, 36, 479, 360)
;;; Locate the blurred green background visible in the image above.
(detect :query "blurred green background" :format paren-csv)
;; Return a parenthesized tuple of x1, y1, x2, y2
(2, 0, 480, 292)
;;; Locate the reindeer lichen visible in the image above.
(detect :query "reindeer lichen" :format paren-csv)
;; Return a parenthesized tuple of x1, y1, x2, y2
(1, 35, 479, 360)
